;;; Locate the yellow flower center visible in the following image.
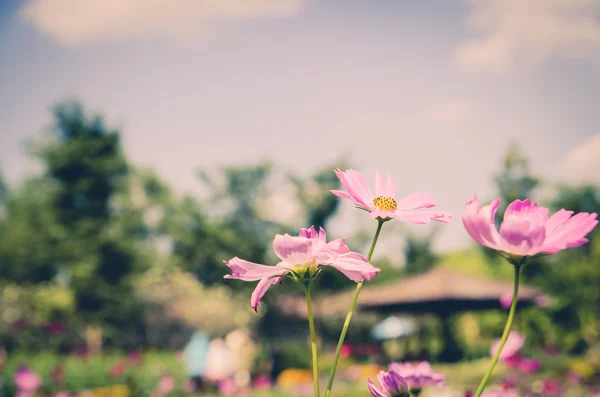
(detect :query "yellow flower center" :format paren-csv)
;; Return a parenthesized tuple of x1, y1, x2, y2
(373, 196, 397, 212)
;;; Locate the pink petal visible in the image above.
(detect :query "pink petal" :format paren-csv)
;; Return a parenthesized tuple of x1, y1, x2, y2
(498, 218, 546, 256)
(251, 275, 285, 311)
(333, 168, 375, 209)
(385, 172, 396, 199)
(224, 257, 287, 281)
(375, 171, 386, 197)
(367, 379, 387, 397)
(489, 331, 525, 360)
(396, 192, 436, 211)
(299, 226, 317, 239)
(321, 237, 350, 257)
(462, 196, 501, 250)
(541, 211, 598, 253)
(325, 252, 380, 282)
(272, 234, 314, 264)
(395, 210, 453, 224)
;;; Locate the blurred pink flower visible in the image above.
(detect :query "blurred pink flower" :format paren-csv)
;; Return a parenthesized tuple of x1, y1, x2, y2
(540, 379, 562, 396)
(225, 226, 380, 310)
(490, 331, 525, 360)
(463, 197, 598, 257)
(367, 369, 410, 397)
(253, 375, 272, 390)
(55, 392, 70, 397)
(567, 371, 582, 384)
(218, 378, 239, 395)
(14, 366, 42, 393)
(156, 375, 176, 396)
(499, 291, 513, 309)
(331, 169, 452, 224)
(388, 361, 444, 390)
(339, 344, 352, 358)
(127, 351, 142, 365)
(517, 358, 542, 374)
(110, 360, 126, 378)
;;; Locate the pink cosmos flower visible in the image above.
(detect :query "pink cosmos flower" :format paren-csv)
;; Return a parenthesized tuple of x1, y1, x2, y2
(224, 226, 380, 310)
(490, 331, 525, 360)
(463, 196, 598, 257)
(367, 370, 410, 397)
(388, 362, 444, 390)
(153, 375, 176, 397)
(331, 169, 452, 224)
(14, 366, 42, 393)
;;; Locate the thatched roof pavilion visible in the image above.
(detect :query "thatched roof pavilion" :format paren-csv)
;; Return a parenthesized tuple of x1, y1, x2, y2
(277, 267, 546, 318)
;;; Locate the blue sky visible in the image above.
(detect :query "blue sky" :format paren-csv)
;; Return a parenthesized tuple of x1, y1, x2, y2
(1, 0, 599, 255)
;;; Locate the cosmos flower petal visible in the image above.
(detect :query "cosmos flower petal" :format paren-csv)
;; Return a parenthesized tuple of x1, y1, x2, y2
(333, 168, 375, 209)
(396, 192, 436, 210)
(224, 257, 288, 282)
(395, 210, 452, 224)
(251, 275, 285, 311)
(325, 252, 380, 282)
(272, 234, 314, 264)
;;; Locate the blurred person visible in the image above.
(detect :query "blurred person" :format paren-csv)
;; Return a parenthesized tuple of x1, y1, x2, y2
(204, 338, 235, 383)
(183, 331, 210, 392)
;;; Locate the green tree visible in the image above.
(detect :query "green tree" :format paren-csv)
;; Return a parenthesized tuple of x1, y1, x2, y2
(403, 230, 439, 275)
(0, 178, 61, 283)
(33, 101, 146, 347)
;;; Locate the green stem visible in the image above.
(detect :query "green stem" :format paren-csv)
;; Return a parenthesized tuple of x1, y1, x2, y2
(473, 264, 522, 397)
(325, 219, 385, 397)
(305, 283, 320, 397)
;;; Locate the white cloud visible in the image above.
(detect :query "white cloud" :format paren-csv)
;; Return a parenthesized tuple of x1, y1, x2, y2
(559, 134, 600, 185)
(455, 0, 600, 73)
(20, 0, 303, 46)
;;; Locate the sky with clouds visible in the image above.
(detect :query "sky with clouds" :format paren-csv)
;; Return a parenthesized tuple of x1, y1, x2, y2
(1, 0, 599, 254)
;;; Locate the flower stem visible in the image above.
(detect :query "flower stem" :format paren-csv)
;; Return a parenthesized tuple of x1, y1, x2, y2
(305, 283, 320, 397)
(473, 264, 522, 397)
(325, 219, 385, 397)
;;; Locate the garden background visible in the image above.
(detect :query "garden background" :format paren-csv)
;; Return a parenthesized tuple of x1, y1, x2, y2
(1, 1, 600, 396)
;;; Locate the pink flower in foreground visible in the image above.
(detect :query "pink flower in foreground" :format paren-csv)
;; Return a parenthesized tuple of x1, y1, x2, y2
(367, 370, 410, 397)
(463, 196, 598, 258)
(225, 226, 380, 310)
(14, 366, 42, 393)
(388, 362, 444, 390)
(331, 169, 452, 224)
(490, 331, 525, 360)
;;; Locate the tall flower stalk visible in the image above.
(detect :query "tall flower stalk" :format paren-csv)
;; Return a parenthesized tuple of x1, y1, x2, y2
(473, 263, 522, 397)
(304, 283, 320, 397)
(325, 219, 384, 397)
